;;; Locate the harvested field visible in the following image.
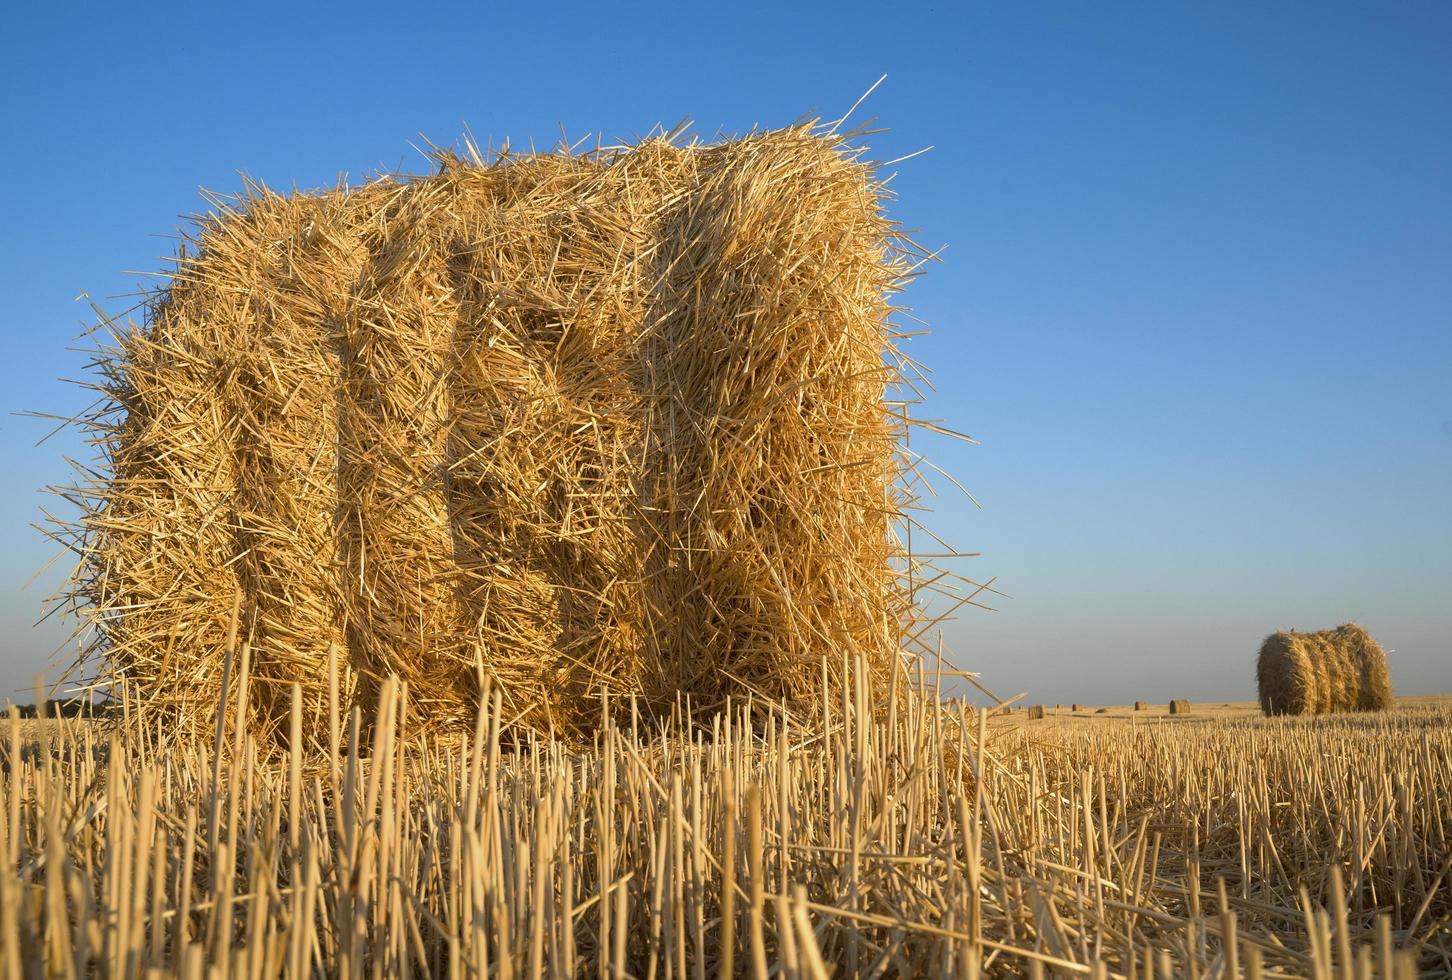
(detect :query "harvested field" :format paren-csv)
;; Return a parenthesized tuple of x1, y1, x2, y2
(3, 677, 1448, 977)
(21, 116, 1448, 980)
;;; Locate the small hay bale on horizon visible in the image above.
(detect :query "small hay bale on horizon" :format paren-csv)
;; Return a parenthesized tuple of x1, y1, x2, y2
(1256, 624, 1393, 716)
(1169, 699, 1190, 715)
(1027, 705, 1045, 720)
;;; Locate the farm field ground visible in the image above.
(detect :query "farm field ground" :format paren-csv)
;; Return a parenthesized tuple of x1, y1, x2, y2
(2, 683, 1449, 977)
(996, 695, 1452, 724)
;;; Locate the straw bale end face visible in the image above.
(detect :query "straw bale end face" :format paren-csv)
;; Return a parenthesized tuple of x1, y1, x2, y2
(1256, 624, 1393, 716)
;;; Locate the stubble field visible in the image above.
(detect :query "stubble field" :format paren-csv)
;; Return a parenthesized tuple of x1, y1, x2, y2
(2, 678, 1448, 978)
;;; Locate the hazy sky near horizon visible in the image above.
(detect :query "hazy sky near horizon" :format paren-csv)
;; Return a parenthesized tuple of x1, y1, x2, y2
(1, 2, 1448, 706)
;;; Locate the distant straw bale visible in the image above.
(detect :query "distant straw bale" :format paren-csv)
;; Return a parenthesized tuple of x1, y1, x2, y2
(51, 124, 973, 745)
(1133, 701, 1147, 711)
(1026, 705, 1045, 720)
(1169, 700, 1190, 715)
(1256, 624, 1393, 717)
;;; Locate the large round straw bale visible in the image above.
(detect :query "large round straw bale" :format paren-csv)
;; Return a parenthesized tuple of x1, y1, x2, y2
(1256, 624, 1393, 716)
(56, 124, 963, 745)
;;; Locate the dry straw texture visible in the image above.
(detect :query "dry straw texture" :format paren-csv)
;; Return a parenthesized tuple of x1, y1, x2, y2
(48, 123, 983, 745)
(1169, 699, 1190, 715)
(4, 675, 1446, 976)
(1257, 624, 1393, 716)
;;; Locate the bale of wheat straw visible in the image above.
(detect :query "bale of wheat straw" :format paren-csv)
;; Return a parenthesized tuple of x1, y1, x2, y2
(1256, 624, 1393, 716)
(58, 124, 950, 744)
(1169, 699, 1190, 715)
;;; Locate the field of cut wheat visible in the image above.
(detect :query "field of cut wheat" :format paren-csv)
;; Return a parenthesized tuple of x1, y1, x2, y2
(2, 664, 1448, 979)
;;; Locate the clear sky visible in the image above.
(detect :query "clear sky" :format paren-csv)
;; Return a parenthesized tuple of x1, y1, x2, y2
(2, 2, 1448, 706)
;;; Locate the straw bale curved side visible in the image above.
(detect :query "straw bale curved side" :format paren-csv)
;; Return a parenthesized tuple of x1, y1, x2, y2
(58, 125, 954, 744)
(1256, 624, 1393, 716)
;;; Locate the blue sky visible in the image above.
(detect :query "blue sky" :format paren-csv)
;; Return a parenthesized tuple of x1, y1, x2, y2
(1, 2, 1448, 705)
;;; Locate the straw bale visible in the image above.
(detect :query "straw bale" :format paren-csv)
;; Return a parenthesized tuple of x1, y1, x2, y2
(1256, 624, 1393, 717)
(54, 124, 964, 743)
(1168, 699, 1190, 715)
(1026, 705, 1044, 720)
